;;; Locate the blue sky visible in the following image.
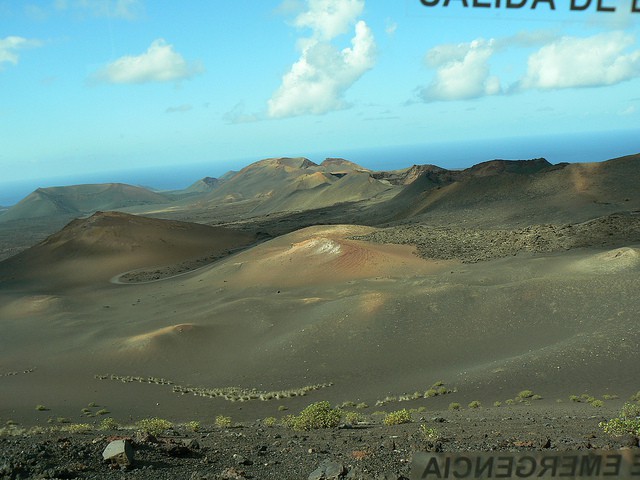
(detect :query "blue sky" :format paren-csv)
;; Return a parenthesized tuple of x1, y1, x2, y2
(1, 0, 639, 187)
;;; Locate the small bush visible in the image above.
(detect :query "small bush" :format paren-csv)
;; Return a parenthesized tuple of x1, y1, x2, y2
(291, 401, 342, 431)
(518, 390, 534, 399)
(81, 408, 92, 415)
(468, 400, 481, 409)
(88, 402, 98, 407)
(98, 418, 119, 431)
(63, 423, 92, 434)
(505, 399, 515, 406)
(383, 409, 412, 426)
(35, 405, 48, 411)
(136, 417, 173, 436)
(345, 411, 364, 425)
(186, 421, 200, 432)
(448, 402, 461, 411)
(278, 405, 288, 412)
(417, 406, 427, 413)
(356, 402, 369, 409)
(420, 424, 440, 441)
(263, 417, 277, 427)
(493, 401, 502, 407)
(591, 400, 604, 408)
(424, 389, 437, 398)
(629, 391, 640, 402)
(569, 395, 581, 403)
(532, 394, 543, 401)
(215, 415, 232, 428)
(280, 414, 296, 428)
(599, 403, 640, 436)
(96, 409, 110, 416)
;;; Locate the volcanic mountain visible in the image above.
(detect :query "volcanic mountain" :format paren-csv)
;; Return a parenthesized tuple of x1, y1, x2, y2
(0, 183, 170, 223)
(0, 153, 639, 427)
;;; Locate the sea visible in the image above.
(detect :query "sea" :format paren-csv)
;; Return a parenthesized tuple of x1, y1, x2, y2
(1, 129, 638, 207)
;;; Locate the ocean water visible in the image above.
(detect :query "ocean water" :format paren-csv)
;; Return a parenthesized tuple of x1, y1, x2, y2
(1, 129, 638, 207)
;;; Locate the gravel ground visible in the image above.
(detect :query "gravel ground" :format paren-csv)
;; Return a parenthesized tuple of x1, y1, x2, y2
(1, 404, 638, 480)
(351, 212, 640, 263)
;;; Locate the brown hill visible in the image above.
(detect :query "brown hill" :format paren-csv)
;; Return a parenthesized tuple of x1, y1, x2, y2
(0, 183, 170, 223)
(376, 154, 640, 227)
(0, 211, 254, 291)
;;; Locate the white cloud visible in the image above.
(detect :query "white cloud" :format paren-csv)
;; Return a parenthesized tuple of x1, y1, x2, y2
(294, 0, 364, 40)
(268, 0, 376, 118)
(518, 32, 640, 90)
(0, 36, 42, 70)
(55, 0, 142, 20)
(421, 39, 501, 102)
(90, 39, 204, 85)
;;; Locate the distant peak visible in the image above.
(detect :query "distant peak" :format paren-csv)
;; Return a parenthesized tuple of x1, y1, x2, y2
(321, 158, 369, 172)
(466, 158, 551, 176)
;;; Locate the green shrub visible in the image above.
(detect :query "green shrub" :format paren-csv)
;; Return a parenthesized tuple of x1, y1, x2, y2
(88, 402, 98, 407)
(278, 405, 288, 412)
(448, 402, 461, 411)
(493, 401, 502, 407)
(356, 402, 369, 409)
(280, 414, 296, 428)
(96, 409, 110, 415)
(518, 390, 534, 399)
(98, 418, 119, 431)
(344, 411, 364, 425)
(290, 401, 342, 431)
(424, 389, 437, 398)
(263, 417, 277, 427)
(63, 423, 92, 434)
(599, 403, 640, 436)
(417, 406, 427, 413)
(505, 399, 515, 406)
(136, 417, 173, 436)
(532, 394, 543, 401)
(591, 400, 604, 408)
(468, 400, 481, 409)
(569, 395, 581, 403)
(215, 415, 232, 428)
(383, 409, 412, 426)
(186, 421, 200, 432)
(35, 405, 48, 411)
(419, 424, 440, 441)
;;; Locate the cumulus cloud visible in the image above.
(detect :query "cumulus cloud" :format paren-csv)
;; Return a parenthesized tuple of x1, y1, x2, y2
(517, 32, 640, 90)
(268, 0, 376, 118)
(0, 36, 42, 70)
(294, 0, 365, 40)
(55, 0, 142, 20)
(421, 39, 501, 102)
(90, 39, 203, 85)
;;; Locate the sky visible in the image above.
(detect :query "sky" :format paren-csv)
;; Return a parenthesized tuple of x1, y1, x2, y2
(1, 0, 639, 191)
